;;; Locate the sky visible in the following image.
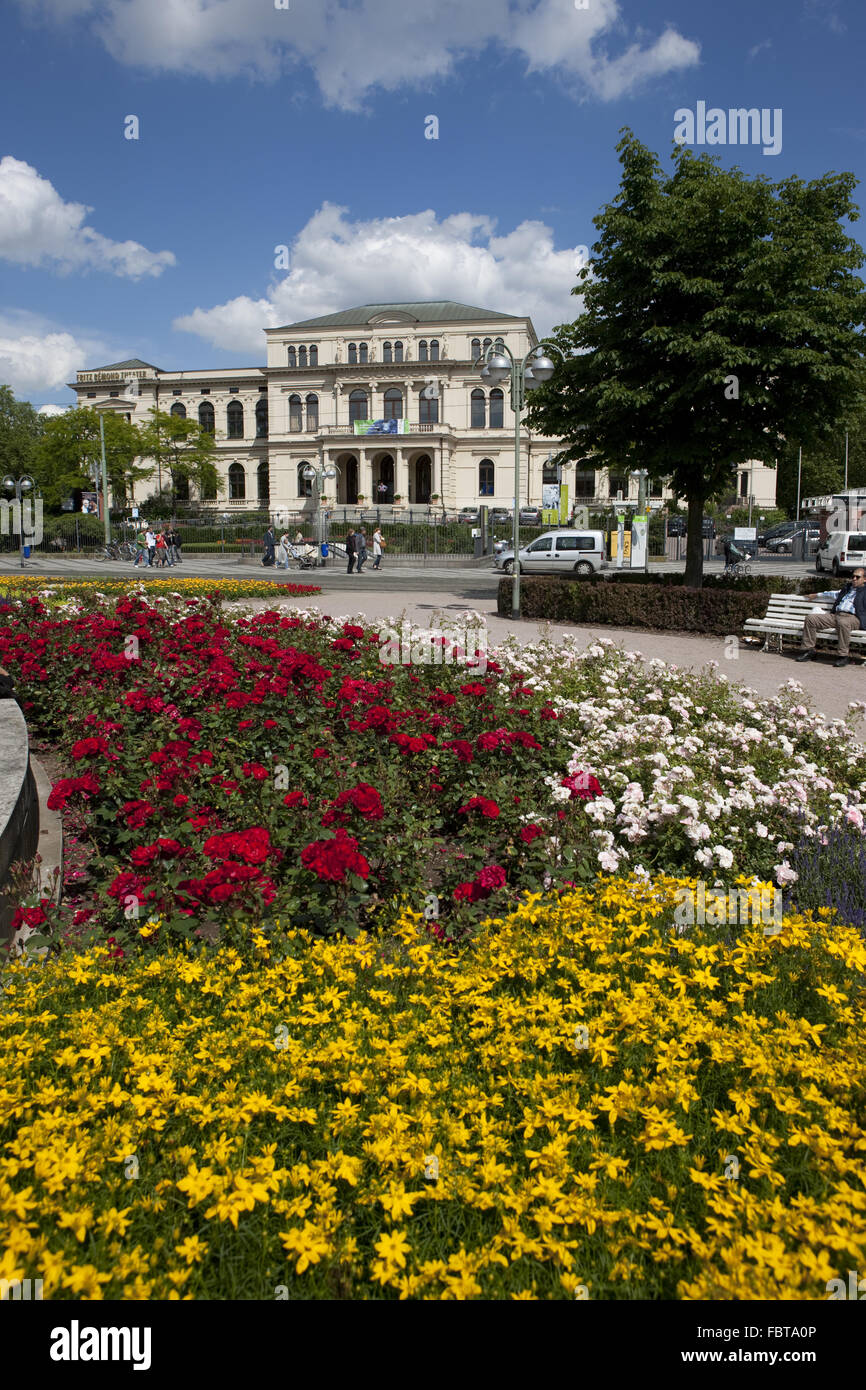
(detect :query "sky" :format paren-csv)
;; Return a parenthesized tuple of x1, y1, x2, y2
(1, 0, 864, 409)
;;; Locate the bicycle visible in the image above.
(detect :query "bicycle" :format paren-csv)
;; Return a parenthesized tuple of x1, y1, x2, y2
(93, 543, 123, 561)
(723, 558, 751, 578)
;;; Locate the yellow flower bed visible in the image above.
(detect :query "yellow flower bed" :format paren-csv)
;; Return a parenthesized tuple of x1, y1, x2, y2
(1, 876, 864, 1300)
(0, 576, 318, 603)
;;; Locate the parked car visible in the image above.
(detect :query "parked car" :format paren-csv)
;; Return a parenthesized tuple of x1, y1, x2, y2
(759, 521, 796, 548)
(765, 522, 819, 554)
(519, 506, 542, 524)
(458, 507, 480, 524)
(489, 507, 512, 524)
(494, 529, 606, 577)
(815, 530, 866, 576)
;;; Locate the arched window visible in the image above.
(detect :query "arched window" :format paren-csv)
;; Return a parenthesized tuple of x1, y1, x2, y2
(257, 461, 270, 502)
(494, 336, 505, 351)
(418, 340, 428, 362)
(470, 389, 486, 429)
(175, 474, 190, 502)
(349, 389, 368, 424)
(309, 345, 318, 366)
(489, 388, 504, 429)
(288, 346, 296, 368)
(394, 340, 404, 363)
(297, 463, 312, 499)
(288, 394, 303, 432)
(256, 397, 268, 438)
(429, 339, 439, 361)
(202, 473, 217, 501)
(479, 460, 495, 496)
(482, 337, 492, 355)
(383, 341, 392, 364)
(228, 462, 246, 500)
(306, 393, 319, 431)
(471, 338, 481, 361)
(198, 401, 215, 433)
(383, 388, 403, 420)
(299, 345, 307, 367)
(359, 342, 368, 364)
(348, 342, 358, 364)
(227, 400, 244, 439)
(170, 402, 186, 418)
(419, 389, 439, 425)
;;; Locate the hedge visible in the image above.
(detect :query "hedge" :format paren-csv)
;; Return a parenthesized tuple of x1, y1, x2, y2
(497, 573, 809, 636)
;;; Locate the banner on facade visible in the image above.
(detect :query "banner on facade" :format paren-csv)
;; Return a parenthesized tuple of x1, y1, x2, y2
(353, 419, 409, 436)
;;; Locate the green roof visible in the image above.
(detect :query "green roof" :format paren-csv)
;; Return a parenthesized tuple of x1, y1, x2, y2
(275, 302, 523, 331)
(86, 358, 162, 373)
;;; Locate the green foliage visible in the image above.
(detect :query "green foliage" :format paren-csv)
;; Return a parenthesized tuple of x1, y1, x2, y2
(528, 130, 866, 586)
(136, 409, 222, 507)
(0, 384, 44, 479)
(36, 407, 150, 509)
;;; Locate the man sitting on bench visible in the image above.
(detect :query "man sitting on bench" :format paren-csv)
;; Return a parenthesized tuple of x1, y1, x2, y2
(796, 567, 866, 667)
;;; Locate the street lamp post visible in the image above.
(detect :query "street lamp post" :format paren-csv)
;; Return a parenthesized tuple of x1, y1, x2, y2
(477, 340, 564, 619)
(1, 474, 36, 569)
(302, 463, 339, 564)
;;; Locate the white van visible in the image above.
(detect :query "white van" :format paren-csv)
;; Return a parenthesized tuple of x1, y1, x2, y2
(815, 530, 866, 577)
(494, 529, 606, 576)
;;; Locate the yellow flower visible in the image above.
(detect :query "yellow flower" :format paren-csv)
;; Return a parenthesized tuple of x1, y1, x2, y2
(175, 1235, 208, 1264)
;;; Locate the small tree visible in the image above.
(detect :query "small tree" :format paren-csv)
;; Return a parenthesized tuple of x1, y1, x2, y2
(529, 131, 866, 586)
(0, 385, 44, 479)
(137, 409, 222, 508)
(36, 406, 150, 510)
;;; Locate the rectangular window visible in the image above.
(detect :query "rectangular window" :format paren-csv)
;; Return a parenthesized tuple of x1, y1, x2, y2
(229, 386, 240, 393)
(172, 388, 183, 395)
(200, 388, 210, 394)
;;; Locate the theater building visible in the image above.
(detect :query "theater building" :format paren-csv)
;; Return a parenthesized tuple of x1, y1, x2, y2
(69, 300, 773, 516)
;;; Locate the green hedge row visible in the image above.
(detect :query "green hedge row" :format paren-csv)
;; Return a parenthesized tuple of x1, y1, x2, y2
(498, 574, 808, 636)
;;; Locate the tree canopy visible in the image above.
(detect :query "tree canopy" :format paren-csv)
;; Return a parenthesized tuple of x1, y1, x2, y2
(528, 130, 866, 584)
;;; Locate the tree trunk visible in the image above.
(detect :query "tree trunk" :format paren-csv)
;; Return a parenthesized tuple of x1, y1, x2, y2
(684, 492, 705, 589)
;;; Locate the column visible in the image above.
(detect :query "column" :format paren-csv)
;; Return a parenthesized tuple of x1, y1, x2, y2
(360, 451, 373, 501)
(368, 380, 377, 424)
(396, 448, 410, 502)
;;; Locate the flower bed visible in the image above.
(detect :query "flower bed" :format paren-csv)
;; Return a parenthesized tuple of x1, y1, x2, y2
(1, 597, 865, 950)
(1, 879, 863, 1300)
(0, 577, 320, 604)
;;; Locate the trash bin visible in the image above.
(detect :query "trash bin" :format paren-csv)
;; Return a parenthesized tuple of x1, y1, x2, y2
(320, 542, 328, 558)
(23, 546, 30, 559)
(791, 530, 806, 562)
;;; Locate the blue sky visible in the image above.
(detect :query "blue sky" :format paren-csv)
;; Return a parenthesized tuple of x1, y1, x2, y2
(1, 0, 864, 406)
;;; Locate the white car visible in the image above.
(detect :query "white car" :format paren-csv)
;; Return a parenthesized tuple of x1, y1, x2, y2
(494, 529, 606, 577)
(815, 530, 866, 577)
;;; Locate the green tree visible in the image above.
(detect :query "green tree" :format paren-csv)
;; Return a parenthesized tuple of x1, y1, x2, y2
(0, 384, 44, 480)
(529, 131, 866, 586)
(137, 409, 221, 508)
(36, 407, 151, 510)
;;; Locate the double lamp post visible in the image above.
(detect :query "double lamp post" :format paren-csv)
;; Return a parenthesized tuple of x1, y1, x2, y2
(476, 340, 564, 619)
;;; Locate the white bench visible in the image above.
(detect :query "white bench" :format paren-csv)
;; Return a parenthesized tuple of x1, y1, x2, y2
(744, 593, 866, 654)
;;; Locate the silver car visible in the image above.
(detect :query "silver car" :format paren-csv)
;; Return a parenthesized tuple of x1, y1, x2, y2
(494, 529, 606, 576)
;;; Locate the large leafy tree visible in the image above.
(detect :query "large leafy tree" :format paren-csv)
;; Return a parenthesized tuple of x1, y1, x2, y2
(529, 131, 866, 585)
(36, 407, 151, 510)
(137, 409, 221, 508)
(0, 384, 44, 480)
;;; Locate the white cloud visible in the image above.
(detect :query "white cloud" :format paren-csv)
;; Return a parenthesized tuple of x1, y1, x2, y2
(747, 39, 772, 61)
(37, 403, 71, 416)
(0, 156, 175, 278)
(173, 203, 584, 352)
(0, 311, 109, 397)
(16, 0, 700, 109)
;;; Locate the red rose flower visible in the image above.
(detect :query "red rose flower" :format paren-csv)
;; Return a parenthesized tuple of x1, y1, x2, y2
(521, 824, 545, 844)
(458, 796, 500, 819)
(301, 830, 370, 883)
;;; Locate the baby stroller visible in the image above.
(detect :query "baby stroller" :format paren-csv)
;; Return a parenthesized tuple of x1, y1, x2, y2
(288, 542, 317, 570)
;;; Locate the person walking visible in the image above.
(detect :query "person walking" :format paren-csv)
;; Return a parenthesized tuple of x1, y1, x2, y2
(345, 528, 357, 574)
(145, 527, 156, 567)
(372, 526, 385, 570)
(262, 525, 276, 567)
(356, 529, 368, 574)
(154, 531, 169, 566)
(134, 526, 148, 567)
(277, 533, 291, 569)
(796, 568, 866, 668)
(165, 525, 180, 566)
